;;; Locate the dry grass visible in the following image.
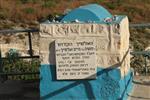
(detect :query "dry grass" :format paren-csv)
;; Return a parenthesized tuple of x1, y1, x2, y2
(0, 0, 149, 28)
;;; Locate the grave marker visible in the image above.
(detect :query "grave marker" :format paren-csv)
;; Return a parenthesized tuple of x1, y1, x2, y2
(40, 4, 133, 100)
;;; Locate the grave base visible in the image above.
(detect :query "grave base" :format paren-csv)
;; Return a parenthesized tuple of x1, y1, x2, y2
(40, 64, 133, 100)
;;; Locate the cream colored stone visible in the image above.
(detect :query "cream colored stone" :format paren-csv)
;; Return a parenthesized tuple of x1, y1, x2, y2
(39, 16, 131, 78)
(0, 43, 39, 57)
(40, 24, 109, 37)
(55, 38, 96, 80)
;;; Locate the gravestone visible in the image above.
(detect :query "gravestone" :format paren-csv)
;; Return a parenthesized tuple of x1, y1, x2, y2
(40, 4, 133, 100)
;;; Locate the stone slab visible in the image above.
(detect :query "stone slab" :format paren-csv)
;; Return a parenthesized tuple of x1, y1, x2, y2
(55, 38, 96, 80)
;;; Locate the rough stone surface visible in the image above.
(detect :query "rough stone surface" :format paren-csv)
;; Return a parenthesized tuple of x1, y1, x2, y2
(39, 16, 130, 77)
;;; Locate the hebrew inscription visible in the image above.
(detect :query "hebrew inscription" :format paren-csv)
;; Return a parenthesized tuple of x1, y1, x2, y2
(40, 24, 105, 37)
(55, 38, 96, 80)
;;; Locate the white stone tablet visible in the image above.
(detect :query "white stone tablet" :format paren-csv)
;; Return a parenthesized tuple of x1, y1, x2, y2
(55, 38, 97, 80)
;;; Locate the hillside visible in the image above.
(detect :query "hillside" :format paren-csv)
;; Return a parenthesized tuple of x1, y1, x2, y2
(0, 0, 150, 29)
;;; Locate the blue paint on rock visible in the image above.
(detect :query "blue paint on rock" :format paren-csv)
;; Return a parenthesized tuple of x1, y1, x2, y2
(61, 4, 112, 22)
(40, 64, 133, 100)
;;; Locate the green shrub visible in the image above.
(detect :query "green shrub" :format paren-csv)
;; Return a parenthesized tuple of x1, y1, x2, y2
(106, 3, 117, 10)
(6, 49, 21, 63)
(106, 1, 123, 10)
(42, 0, 56, 8)
(96, 0, 104, 3)
(23, 7, 35, 14)
(2, 49, 40, 80)
(0, 10, 8, 20)
(20, 0, 38, 4)
(131, 55, 146, 75)
(20, 0, 30, 4)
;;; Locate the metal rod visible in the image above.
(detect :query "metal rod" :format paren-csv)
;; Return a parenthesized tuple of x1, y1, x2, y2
(130, 23, 150, 28)
(1, 55, 39, 59)
(0, 72, 39, 76)
(0, 29, 39, 34)
(0, 50, 2, 72)
(28, 32, 33, 57)
(130, 51, 150, 56)
(144, 56, 148, 75)
(0, 50, 3, 80)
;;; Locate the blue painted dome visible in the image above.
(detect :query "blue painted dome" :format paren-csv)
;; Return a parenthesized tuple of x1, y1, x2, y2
(61, 4, 112, 22)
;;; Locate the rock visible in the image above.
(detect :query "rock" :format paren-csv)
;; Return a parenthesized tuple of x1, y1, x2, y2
(144, 28, 150, 34)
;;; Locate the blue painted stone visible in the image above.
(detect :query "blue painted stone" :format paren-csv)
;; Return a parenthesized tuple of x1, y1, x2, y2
(61, 4, 112, 22)
(40, 64, 133, 100)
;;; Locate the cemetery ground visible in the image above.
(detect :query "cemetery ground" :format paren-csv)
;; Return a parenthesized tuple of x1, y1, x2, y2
(0, 80, 40, 100)
(0, 76, 150, 100)
(129, 76, 150, 100)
